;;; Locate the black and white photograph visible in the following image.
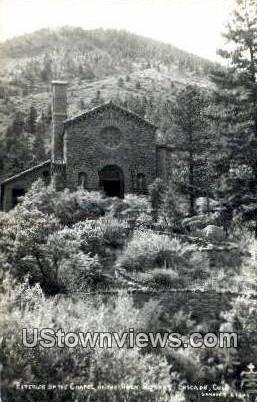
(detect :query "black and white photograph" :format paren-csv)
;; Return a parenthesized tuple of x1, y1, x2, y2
(0, 0, 257, 401)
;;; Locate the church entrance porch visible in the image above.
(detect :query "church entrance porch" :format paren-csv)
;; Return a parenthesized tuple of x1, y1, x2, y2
(99, 165, 124, 198)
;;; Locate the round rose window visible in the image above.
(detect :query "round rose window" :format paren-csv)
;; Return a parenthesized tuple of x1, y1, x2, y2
(101, 126, 121, 148)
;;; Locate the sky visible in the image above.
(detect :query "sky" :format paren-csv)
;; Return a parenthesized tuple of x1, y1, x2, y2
(0, 0, 235, 61)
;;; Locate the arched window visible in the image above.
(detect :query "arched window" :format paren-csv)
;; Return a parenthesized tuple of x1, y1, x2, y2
(78, 172, 87, 189)
(136, 173, 146, 193)
(42, 170, 50, 186)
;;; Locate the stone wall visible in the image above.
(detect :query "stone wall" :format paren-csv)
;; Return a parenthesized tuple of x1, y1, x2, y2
(132, 289, 235, 321)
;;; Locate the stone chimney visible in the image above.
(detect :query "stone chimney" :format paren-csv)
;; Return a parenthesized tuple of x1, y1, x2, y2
(51, 81, 68, 190)
(51, 81, 68, 161)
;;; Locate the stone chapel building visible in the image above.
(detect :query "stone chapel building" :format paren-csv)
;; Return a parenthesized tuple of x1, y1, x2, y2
(1, 81, 172, 210)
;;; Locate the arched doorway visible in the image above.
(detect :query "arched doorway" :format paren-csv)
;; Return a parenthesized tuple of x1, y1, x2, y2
(99, 165, 124, 198)
(12, 188, 25, 207)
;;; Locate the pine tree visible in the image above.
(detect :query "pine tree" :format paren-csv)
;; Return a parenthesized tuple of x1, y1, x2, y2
(26, 105, 37, 134)
(78, 98, 86, 110)
(12, 111, 25, 135)
(3, 113, 34, 177)
(167, 85, 212, 216)
(135, 80, 141, 90)
(148, 178, 167, 222)
(78, 64, 84, 79)
(33, 112, 47, 163)
(161, 185, 184, 232)
(211, 0, 257, 234)
(41, 56, 52, 82)
(90, 90, 104, 108)
(46, 104, 52, 124)
(118, 77, 124, 87)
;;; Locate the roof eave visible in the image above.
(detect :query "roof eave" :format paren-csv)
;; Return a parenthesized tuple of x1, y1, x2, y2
(64, 102, 157, 129)
(1, 160, 51, 185)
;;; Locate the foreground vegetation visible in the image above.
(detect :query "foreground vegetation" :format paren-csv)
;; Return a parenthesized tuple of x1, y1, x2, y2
(0, 180, 257, 401)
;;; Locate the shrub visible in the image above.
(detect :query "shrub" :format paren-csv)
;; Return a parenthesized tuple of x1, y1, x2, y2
(0, 206, 60, 286)
(161, 186, 185, 232)
(74, 216, 129, 256)
(43, 227, 105, 293)
(21, 179, 111, 225)
(148, 268, 186, 289)
(0, 276, 179, 402)
(148, 178, 166, 222)
(54, 189, 110, 224)
(108, 193, 151, 224)
(116, 230, 194, 272)
(0, 205, 121, 294)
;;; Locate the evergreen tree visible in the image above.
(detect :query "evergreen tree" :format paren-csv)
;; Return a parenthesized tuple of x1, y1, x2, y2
(118, 77, 124, 87)
(26, 105, 37, 134)
(211, 0, 257, 234)
(3, 113, 34, 177)
(168, 85, 212, 216)
(41, 56, 52, 82)
(46, 104, 52, 124)
(90, 90, 104, 107)
(32, 112, 47, 163)
(12, 111, 25, 135)
(83, 66, 95, 80)
(161, 185, 185, 232)
(135, 80, 141, 90)
(148, 178, 167, 222)
(78, 64, 84, 79)
(78, 98, 86, 110)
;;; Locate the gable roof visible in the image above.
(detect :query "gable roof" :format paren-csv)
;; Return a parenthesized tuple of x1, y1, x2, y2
(64, 101, 157, 129)
(1, 160, 51, 185)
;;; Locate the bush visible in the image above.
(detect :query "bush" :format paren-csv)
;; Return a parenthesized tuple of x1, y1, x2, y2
(0, 205, 125, 294)
(116, 230, 194, 272)
(54, 189, 110, 225)
(0, 182, 133, 293)
(0, 275, 180, 402)
(0, 206, 61, 288)
(74, 216, 129, 256)
(21, 179, 111, 225)
(148, 268, 186, 289)
(161, 186, 185, 232)
(108, 193, 151, 223)
(148, 178, 166, 222)
(44, 227, 105, 293)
